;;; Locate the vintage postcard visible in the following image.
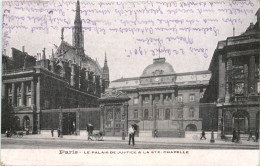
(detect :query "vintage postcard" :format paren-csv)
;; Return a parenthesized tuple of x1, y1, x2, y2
(1, 0, 259, 165)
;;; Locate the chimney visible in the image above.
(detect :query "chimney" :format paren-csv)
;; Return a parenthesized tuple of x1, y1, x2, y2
(22, 46, 25, 52)
(42, 48, 46, 60)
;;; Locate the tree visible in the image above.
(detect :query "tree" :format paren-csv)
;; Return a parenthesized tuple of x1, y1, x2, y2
(1, 99, 15, 133)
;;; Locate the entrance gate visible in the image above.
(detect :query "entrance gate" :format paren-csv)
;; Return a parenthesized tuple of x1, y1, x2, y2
(99, 88, 130, 137)
(62, 112, 76, 135)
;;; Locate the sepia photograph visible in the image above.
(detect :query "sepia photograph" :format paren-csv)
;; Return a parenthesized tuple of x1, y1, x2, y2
(1, 0, 259, 165)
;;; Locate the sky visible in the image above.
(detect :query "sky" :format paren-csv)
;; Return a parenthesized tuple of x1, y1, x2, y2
(2, 0, 259, 81)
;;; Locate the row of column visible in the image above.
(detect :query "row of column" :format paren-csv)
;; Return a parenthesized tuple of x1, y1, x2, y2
(2, 79, 40, 107)
(138, 93, 175, 106)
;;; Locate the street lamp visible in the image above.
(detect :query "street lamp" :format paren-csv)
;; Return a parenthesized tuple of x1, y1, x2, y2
(122, 113, 125, 140)
(153, 104, 157, 137)
(210, 109, 216, 143)
(59, 106, 63, 138)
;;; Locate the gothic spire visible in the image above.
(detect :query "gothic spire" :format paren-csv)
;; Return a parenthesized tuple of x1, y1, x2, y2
(73, 0, 83, 49)
(75, 0, 81, 23)
(103, 52, 108, 70)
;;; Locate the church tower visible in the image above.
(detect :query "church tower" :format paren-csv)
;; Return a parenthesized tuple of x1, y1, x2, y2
(72, 0, 84, 50)
(102, 53, 110, 89)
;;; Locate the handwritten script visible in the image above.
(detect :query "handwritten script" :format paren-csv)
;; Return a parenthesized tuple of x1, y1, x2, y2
(2, 0, 257, 58)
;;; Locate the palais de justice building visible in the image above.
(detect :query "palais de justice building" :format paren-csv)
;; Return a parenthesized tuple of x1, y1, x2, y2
(109, 57, 211, 137)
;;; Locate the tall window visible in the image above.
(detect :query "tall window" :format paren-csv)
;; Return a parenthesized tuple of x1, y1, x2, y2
(177, 109, 183, 119)
(8, 87, 12, 94)
(144, 96, 149, 103)
(17, 87, 21, 93)
(189, 94, 195, 102)
(133, 98, 139, 105)
(17, 98, 22, 106)
(144, 109, 149, 120)
(177, 95, 183, 102)
(154, 96, 160, 102)
(134, 109, 138, 119)
(189, 107, 195, 118)
(27, 85, 31, 92)
(8, 97, 12, 105)
(165, 109, 170, 120)
(165, 94, 171, 101)
(27, 97, 31, 106)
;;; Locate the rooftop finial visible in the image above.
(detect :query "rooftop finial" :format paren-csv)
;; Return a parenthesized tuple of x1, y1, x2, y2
(42, 48, 46, 60)
(158, 46, 161, 58)
(61, 27, 64, 41)
(51, 49, 54, 59)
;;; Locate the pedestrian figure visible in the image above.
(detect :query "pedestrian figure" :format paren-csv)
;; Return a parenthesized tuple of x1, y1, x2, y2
(254, 130, 259, 142)
(154, 129, 158, 138)
(247, 130, 253, 141)
(51, 128, 54, 137)
(87, 124, 93, 141)
(128, 125, 135, 146)
(232, 128, 238, 142)
(57, 128, 60, 137)
(200, 130, 206, 140)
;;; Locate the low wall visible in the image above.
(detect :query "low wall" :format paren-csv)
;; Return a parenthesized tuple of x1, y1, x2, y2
(152, 130, 185, 138)
(185, 131, 218, 140)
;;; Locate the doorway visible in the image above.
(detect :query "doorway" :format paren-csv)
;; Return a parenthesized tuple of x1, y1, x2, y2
(62, 112, 76, 135)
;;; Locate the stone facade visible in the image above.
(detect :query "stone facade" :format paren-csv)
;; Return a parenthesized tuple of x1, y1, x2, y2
(109, 57, 211, 137)
(203, 9, 260, 135)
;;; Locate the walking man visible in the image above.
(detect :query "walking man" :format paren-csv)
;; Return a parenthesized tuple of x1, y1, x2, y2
(87, 124, 93, 141)
(200, 130, 206, 140)
(57, 128, 60, 137)
(154, 129, 158, 138)
(232, 128, 237, 142)
(128, 125, 135, 146)
(51, 128, 54, 137)
(254, 130, 259, 142)
(247, 130, 253, 141)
